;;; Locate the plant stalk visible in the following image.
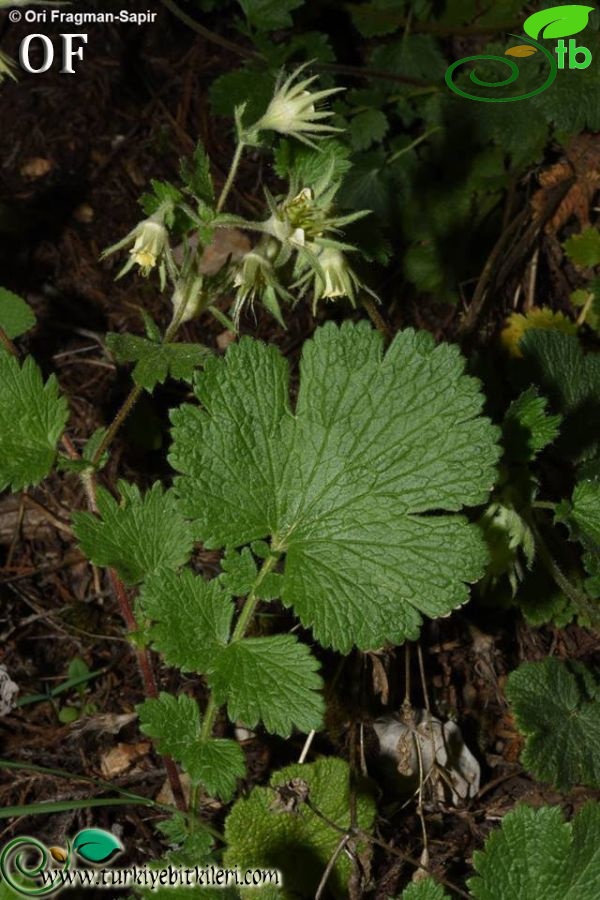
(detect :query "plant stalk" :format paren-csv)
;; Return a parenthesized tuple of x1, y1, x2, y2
(216, 140, 245, 214)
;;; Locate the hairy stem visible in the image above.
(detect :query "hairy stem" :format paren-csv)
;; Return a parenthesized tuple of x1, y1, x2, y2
(192, 554, 279, 808)
(90, 384, 143, 467)
(528, 511, 599, 627)
(216, 140, 245, 214)
(231, 554, 278, 641)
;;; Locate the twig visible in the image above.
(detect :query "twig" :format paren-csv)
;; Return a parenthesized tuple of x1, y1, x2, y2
(298, 730, 316, 764)
(315, 834, 351, 900)
(159, 0, 257, 59)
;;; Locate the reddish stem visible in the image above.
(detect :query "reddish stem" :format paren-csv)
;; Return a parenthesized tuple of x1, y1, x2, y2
(107, 569, 187, 812)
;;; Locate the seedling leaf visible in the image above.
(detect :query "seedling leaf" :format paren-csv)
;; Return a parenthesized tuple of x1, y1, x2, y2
(506, 658, 600, 789)
(170, 322, 499, 652)
(72, 482, 194, 585)
(0, 354, 68, 491)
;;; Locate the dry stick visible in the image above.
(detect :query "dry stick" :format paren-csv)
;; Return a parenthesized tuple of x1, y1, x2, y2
(304, 797, 470, 899)
(159, 0, 257, 58)
(315, 834, 351, 900)
(2, 336, 186, 804)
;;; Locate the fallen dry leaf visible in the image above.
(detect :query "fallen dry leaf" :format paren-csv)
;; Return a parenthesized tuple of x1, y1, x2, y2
(531, 133, 600, 233)
(20, 157, 53, 180)
(100, 741, 150, 778)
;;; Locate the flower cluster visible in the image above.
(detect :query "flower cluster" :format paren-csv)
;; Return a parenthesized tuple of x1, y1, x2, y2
(101, 63, 378, 333)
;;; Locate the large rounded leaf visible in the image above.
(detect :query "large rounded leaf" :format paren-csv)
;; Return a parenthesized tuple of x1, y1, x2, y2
(170, 323, 500, 652)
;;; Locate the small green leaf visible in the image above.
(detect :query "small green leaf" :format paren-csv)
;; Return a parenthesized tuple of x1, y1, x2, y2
(137, 569, 234, 673)
(72, 828, 123, 863)
(0, 287, 36, 338)
(0, 354, 68, 491)
(524, 5, 594, 40)
(224, 757, 376, 899)
(469, 802, 600, 899)
(106, 333, 211, 392)
(180, 142, 214, 205)
(564, 227, 600, 268)
(349, 109, 389, 152)
(210, 635, 324, 738)
(219, 547, 258, 596)
(236, 0, 302, 30)
(502, 387, 562, 462)
(520, 330, 600, 465)
(138, 693, 244, 800)
(72, 482, 193, 586)
(506, 658, 600, 789)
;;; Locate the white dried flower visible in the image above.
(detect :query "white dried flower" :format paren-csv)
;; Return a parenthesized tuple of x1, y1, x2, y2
(311, 247, 373, 309)
(102, 216, 169, 280)
(253, 64, 343, 145)
(232, 244, 291, 327)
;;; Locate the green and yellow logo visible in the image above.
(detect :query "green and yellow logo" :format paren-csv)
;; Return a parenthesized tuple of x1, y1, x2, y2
(445, 4, 595, 101)
(0, 829, 122, 896)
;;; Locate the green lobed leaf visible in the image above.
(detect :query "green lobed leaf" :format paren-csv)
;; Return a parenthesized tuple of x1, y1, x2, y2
(520, 330, 600, 465)
(210, 67, 275, 121)
(180, 142, 214, 205)
(0, 354, 68, 492)
(399, 880, 450, 899)
(349, 109, 389, 152)
(237, 0, 302, 30)
(502, 387, 562, 463)
(564, 227, 600, 269)
(506, 658, 600, 789)
(0, 287, 36, 338)
(273, 139, 352, 187)
(556, 481, 600, 594)
(106, 333, 211, 392)
(72, 482, 193, 586)
(469, 802, 600, 899)
(137, 568, 234, 673)
(209, 635, 324, 737)
(138, 693, 244, 801)
(170, 322, 500, 652)
(219, 547, 258, 596)
(224, 756, 376, 899)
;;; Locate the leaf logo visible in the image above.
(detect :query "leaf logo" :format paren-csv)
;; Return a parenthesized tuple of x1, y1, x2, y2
(505, 45, 538, 57)
(523, 4, 595, 40)
(72, 828, 123, 863)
